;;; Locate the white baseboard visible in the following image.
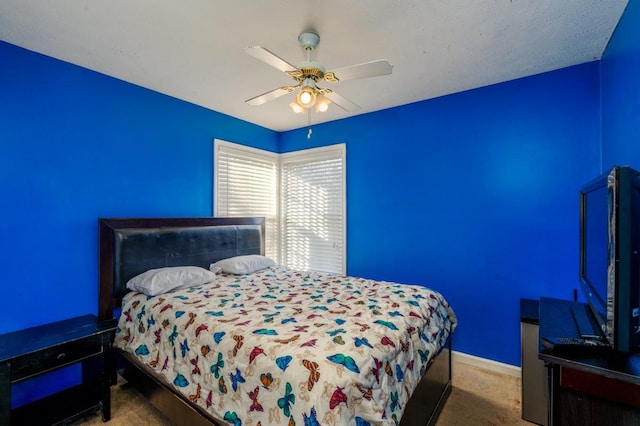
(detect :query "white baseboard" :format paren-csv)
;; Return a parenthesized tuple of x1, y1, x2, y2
(452, 350, 521, 378)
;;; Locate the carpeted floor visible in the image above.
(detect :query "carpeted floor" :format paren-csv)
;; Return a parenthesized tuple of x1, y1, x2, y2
(73, 360, 533, 425)
(436, 361, 531, 425)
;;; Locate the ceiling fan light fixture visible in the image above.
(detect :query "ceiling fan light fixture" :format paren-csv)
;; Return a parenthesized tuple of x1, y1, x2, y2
(315, 94, 331, 113)
(289, 101, 304, 113)
(296, 86, 316, 107)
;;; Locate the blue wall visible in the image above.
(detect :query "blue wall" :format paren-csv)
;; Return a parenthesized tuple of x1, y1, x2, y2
(1, 42, 278, 335)
(1, 41, 278, 405)
(601, 0, 640, 169)
(280, 64, 602, 365)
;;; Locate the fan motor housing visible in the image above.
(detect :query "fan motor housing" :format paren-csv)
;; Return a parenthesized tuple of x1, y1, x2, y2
(289, 61, 326, 82)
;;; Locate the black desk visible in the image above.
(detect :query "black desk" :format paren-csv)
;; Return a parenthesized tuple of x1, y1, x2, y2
(0, 315, 117, 425)
(538, 297, 640, 425)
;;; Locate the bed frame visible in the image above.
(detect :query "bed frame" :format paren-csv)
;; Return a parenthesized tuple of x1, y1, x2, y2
(98, 217, 452, 426)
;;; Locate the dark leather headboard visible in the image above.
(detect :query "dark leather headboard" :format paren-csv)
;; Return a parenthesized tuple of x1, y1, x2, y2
(98, 217, 265, 320)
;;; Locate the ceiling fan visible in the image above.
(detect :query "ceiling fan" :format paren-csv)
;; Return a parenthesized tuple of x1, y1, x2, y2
(245, 32, 392, 114)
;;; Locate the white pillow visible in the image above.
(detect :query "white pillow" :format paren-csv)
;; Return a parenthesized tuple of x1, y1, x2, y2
(126, 266, 216, 296)
(210, 255, 275, 275)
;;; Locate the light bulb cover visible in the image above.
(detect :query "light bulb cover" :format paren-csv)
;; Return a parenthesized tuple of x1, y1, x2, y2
(296, 86, 317, 108)
(299, 91, 312, 104)
(315, 95, 331, 113)
(289, 101, 304, 113)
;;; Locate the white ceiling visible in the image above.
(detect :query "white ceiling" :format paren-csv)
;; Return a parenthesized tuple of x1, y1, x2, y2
(0, 1, 629, 132)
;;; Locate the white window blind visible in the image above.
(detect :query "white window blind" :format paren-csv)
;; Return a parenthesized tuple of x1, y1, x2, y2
(281, 145, 345, 274)
(214, 140, 345, 274)
(214, 140, 279, 260)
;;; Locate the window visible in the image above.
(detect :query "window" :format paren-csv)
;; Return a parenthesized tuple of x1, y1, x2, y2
(213, 139, 345, 274)
(281, 146, 345, 274)
(214, 141, 279, 259)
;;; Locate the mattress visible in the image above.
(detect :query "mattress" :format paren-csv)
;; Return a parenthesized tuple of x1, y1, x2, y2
(114, 266, 457, 425)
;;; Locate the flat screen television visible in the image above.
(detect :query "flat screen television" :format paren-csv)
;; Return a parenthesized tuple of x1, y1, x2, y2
(579, 165, 640, 353)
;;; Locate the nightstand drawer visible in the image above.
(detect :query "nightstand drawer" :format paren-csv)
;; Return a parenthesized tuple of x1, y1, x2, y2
(11, 335, 103, 382)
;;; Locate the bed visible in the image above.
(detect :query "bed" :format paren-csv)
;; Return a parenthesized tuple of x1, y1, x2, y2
(98, 217, 456, 426)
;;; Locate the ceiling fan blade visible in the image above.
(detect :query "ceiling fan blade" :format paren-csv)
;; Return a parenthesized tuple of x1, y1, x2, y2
(245, 87, 293, 106)
(326, 59, 392, 82)
(324, 91, 361, 113)
(245, 46, 298, 73)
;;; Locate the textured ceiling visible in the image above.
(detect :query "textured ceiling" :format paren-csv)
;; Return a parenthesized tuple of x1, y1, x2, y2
(0, 1, 629, 131)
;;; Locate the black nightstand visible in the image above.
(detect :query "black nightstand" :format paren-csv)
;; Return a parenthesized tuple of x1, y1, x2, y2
(0, 314, 117, 425)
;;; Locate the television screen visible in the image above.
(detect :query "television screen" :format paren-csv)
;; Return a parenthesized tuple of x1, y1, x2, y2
(579, 166, 640, 352)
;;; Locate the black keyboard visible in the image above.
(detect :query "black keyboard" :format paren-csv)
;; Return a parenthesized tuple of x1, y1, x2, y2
(542, 336, 610, 351)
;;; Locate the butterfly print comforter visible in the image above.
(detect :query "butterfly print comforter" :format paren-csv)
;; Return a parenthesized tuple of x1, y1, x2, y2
(114, 266, 457, 425)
